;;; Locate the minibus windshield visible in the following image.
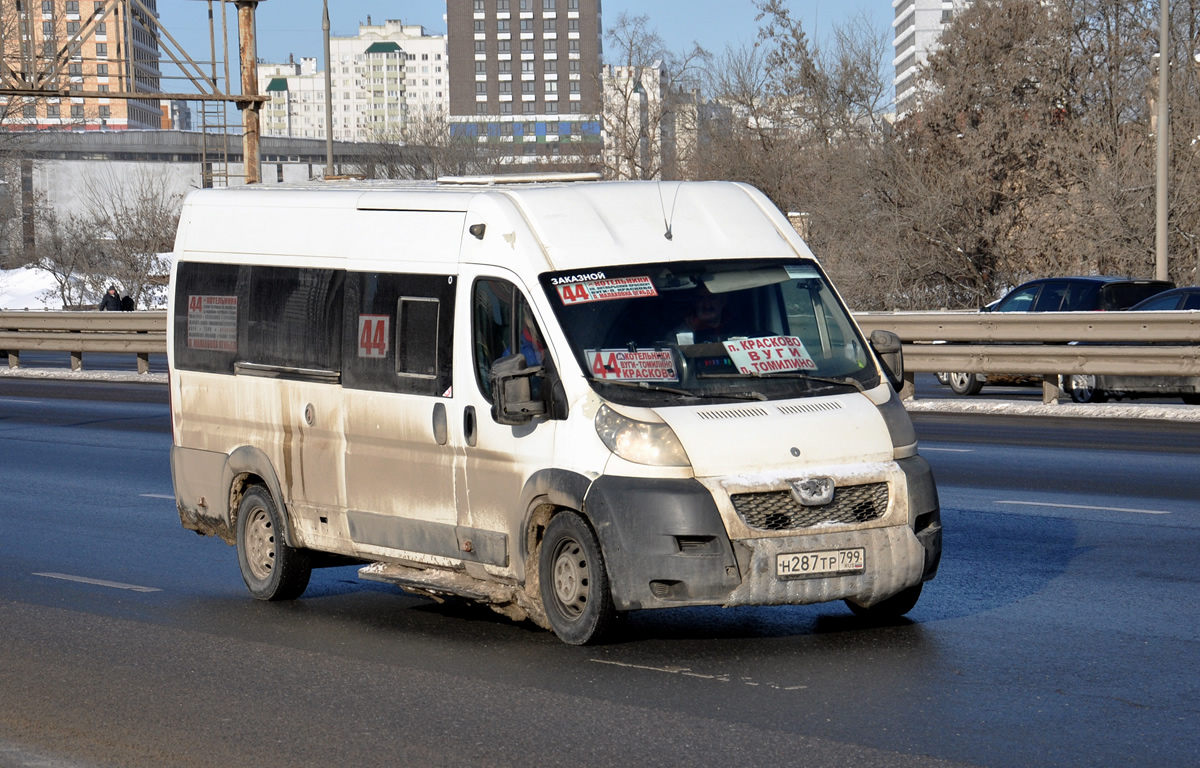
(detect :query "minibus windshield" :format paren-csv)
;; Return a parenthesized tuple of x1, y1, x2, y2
(540, 259, 880, 406)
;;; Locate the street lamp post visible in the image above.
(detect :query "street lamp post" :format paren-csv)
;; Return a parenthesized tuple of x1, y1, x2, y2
(323, 0, 334, 177)
(1155, 0, 1169, 282)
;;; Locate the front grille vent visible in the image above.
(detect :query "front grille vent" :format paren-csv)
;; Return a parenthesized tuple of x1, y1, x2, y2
(696, 407, 770, 421)
(731, 482, 888, 531)
(775, 401, 843, 416)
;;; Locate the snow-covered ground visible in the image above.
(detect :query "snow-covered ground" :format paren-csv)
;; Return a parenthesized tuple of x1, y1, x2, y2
(0, 267, 62, 310)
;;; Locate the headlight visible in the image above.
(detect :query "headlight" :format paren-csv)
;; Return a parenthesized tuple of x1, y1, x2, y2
(594, 404, 691, 467)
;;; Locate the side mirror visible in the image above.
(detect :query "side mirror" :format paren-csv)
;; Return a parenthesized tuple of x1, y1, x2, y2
(489, 353, 546, 426)
(869, 329, 904, 391)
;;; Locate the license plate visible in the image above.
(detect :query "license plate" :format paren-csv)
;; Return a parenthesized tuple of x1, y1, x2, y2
(776, 548, 865, 578)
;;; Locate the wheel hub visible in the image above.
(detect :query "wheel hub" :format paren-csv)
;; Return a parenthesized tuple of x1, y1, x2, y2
(245, 507, 276, 582)
(551, 541, 588, 619)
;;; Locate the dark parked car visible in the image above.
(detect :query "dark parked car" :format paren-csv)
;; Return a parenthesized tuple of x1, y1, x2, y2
(943, 276, 1175, 396)
(1067, 286, 1200, 404)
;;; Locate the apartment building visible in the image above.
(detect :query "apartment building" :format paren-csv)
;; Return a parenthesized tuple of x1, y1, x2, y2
(1, 0, 163, 130)
(257, 20, 447, 142)
(446, 0, 603, 160)
(893, 0, 970, 114)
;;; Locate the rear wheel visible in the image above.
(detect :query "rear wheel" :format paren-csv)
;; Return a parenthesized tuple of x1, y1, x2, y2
(236, 485, 312, 601)
(539, 511, 616, 645)
(845, 583, 922, 621)
(948, 372, 983, 396)
(1068, 375, 1106, 403)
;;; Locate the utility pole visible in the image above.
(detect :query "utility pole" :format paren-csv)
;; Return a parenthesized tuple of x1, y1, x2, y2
(1155, 0, 1169, 282)
(237, 0, 265, 184)
(323, 0, 334, 177)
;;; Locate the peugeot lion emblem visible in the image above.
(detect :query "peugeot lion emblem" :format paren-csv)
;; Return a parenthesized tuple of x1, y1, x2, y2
(790, 477, 835, 507)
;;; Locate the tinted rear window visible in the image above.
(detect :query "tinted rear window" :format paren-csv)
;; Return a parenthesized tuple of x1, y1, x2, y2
(1101, 283, 1172, 311)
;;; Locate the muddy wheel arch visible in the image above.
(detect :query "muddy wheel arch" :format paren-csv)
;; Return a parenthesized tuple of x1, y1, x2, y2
(221, 446, 298, 548)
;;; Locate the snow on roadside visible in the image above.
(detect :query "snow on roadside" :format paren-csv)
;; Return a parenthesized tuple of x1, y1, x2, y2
(0, 267, 62, 310)
(0, 367, 165, 384)
(903, 397, 1200, 422)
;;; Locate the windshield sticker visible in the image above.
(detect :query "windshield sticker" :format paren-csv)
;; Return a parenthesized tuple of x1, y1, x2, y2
(586, 349, 679, 382)
(557, 276, 657, 305)
(786, 264, 821, 280)
(723, 336, 817, 374)
(186, 295, 238, 352)
(357, 314, 390, 358)
(551, 271, 606, 285)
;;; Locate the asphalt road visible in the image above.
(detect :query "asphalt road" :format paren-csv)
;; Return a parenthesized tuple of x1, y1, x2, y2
(0, 380, 1197, 768)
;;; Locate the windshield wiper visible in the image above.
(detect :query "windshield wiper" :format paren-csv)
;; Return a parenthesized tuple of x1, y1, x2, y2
(594, 379, 768, 401)
(698, 371, 866, 393)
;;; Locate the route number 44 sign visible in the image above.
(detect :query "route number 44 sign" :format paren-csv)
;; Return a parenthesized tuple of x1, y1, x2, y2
(358, 315, 390, 358)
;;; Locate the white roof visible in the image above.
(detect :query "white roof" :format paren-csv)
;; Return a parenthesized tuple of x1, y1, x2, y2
(178, 179, 814, 275)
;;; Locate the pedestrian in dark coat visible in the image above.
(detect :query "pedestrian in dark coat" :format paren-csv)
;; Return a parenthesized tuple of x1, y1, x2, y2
(99, 286, 122, 311)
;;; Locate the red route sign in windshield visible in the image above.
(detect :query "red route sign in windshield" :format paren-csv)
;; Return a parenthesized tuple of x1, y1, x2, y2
(557, 276, 657, 305)
(586, 348, 678, 382)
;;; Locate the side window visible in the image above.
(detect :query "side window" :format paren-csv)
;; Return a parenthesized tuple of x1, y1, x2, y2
(173, 261, 243, 374)
(473, 279, 547, 397)
(342, 272, 455, 396)
(1032, 282, 1067, 311)
(246, 267, 343, 371)
(1183, 294, 1200, 311)
(1135, 294, 1182, 312)
(995, 285, 1039, 312)
(1059, 282, 1100, 311)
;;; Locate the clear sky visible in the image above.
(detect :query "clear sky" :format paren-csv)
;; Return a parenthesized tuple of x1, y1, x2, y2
(155, 0, 893, 85)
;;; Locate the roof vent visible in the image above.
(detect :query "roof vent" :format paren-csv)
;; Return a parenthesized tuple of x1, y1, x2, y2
(437, 172, 603, 186)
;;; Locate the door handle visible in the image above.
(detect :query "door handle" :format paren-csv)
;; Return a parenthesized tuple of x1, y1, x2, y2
(464, 405, 477, 447)
(432, 402, 448, 446)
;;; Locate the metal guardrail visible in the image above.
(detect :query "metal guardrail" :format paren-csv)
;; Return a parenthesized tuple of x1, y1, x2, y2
(3, 309, 1199, 393)
(0, 311, 167, 374)
(854, 311, 1200, 376)
(855, 310, 1200, 402)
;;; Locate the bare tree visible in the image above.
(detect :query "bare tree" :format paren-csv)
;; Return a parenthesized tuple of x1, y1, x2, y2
(78, 166, 185, 308)
(873, 0, 1200, 305)
(31, 198, 100, 309)
(601, 13, 708, 180)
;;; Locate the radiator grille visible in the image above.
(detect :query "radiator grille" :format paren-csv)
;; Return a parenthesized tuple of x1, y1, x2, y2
(731, 483, 889, 531)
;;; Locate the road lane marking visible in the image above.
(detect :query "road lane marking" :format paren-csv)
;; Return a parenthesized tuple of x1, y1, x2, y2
(140, 493, 175, 500)
(994, 500, 1172, 516)
(33, 572, 162, 592)
(0, 397, 42, 405)
(921, 447, 974, 453)
(590, 659, 806, 690)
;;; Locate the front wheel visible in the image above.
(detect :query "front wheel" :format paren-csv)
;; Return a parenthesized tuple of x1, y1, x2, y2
(948, 372, 983, 396)
(1067, 375, 1106, 404)
(845, 583, 922, 621)
(1182, 393, 1200, 405)
(236, 485, 312, 601)
(539, 511, 617, 645)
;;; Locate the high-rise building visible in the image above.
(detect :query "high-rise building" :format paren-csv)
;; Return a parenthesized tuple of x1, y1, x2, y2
(446, 0, 603, 161)
(257, 20, 447, 142)
(893, 0, 970, 115)
(1, 0, 163, 130)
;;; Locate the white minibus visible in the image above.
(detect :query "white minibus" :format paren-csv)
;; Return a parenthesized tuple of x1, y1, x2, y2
(167, 176, 941, 644)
